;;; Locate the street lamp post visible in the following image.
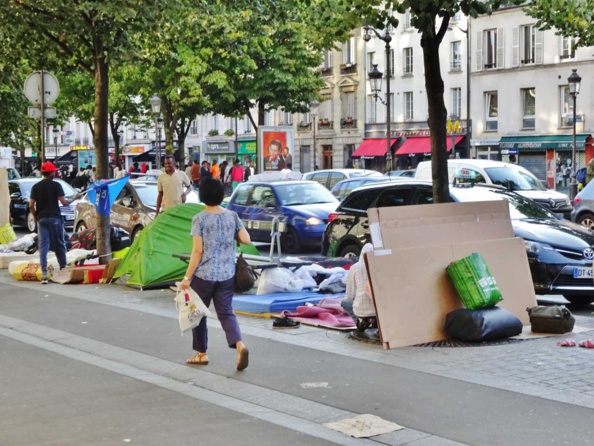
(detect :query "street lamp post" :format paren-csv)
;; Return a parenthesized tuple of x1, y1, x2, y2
(363, 26, 392, 173)
(568, 69, 582, 201)
(310, 100, 319, 171)
(149, 95, 162, 169)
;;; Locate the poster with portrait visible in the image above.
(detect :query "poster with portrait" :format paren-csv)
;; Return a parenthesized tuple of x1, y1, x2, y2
(258, 126, 294, 173)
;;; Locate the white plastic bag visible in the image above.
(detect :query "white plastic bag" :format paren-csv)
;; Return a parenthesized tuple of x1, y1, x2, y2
(174, 283, 211, 334)
(256, 268, 303, 295)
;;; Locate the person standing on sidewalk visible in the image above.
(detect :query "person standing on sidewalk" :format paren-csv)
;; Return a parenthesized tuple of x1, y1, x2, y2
(231, 159, 244, 191)
(179, 178, 251, 370)
(29, 162, 83, 284)
(155, 155, 192, 216)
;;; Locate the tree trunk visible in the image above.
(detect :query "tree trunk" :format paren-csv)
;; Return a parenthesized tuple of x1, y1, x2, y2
(93, 54, 111, 264)
(421, 33, 451, 204)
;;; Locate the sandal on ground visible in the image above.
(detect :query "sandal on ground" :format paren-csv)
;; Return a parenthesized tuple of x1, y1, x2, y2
(187, 352, 209, 365)
(579, 339, 594, 349)
(557, 339, 576, 347)
(237, 346, 249, 371)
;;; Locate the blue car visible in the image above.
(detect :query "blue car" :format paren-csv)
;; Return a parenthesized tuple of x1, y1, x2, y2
(227, 180, 339, 253)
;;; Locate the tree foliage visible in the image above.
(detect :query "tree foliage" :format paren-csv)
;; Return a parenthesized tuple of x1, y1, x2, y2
(525, 0, 594, 48)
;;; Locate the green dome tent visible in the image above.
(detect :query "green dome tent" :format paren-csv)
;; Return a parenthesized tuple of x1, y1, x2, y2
(113, 203, 259, 289)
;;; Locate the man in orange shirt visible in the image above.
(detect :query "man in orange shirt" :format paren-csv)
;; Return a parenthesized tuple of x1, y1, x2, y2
(210, 159, 221, 180)
(190, 159, 200, 187)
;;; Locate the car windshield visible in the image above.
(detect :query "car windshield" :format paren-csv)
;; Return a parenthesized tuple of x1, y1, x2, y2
(484, 167, 546, 191)
(16, 179, 77, 197)
(275, 183, 337, 206)
(134, 185, 158, 207)
(451, 187, 558, 220)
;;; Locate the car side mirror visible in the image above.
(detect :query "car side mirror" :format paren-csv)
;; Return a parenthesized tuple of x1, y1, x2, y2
(10, 192, 21, 199)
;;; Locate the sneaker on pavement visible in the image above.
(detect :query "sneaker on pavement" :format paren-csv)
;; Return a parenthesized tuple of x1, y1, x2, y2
(272, 317, 301, 329)
(41, 276, 49, 285)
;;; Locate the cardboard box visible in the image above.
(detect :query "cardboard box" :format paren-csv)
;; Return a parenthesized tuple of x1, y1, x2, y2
(100, 258, 121, 283)
(365, 200, 537, 349)
(51, 265, 104, 284)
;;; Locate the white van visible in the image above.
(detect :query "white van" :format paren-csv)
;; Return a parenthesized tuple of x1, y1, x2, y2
(414, 159, 572, 218)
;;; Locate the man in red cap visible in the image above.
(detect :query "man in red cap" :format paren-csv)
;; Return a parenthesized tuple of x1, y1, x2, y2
(29, 162, 83, 284)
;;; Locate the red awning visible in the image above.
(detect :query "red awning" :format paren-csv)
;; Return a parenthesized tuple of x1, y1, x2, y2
(395, 136, 463, 156)
(352, 139, 389, 158)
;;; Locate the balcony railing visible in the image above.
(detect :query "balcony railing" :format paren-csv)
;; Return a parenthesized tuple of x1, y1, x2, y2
(340, 118, 357, 129)
(339, 64, 357, 75)
(298, 121, 312, 131)
(320, 67, 333, 77)
(317, 120, 334, 130)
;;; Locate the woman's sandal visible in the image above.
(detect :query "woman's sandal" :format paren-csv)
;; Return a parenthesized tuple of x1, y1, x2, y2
(187, 352, 209, 365)
(557, 339, 576, 347)
(579, 339, 594, 349)
(237, 346, 249, 371)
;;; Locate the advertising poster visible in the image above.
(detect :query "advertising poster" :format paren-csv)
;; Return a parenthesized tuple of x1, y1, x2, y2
(258, 126, 294, 173)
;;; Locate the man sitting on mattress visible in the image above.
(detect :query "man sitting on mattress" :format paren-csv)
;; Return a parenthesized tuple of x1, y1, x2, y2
(341, 244, 377, 331)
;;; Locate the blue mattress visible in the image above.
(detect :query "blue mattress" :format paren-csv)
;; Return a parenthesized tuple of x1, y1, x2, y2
(233, 291, 334, 313)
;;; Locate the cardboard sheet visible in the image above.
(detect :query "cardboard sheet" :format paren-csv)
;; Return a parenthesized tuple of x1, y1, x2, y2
(365, 200, 538, 349)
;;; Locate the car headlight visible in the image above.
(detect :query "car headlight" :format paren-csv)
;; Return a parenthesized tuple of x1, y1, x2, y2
(565, 197, 571, 206)
(305, 217, 323, 226)
(524, 240, 553, 255)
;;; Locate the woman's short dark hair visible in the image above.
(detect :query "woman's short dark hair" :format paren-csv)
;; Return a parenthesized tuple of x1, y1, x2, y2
(199, 178, 224, 205)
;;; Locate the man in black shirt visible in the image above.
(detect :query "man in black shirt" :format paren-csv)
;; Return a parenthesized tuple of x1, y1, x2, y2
(30, 162, 83, 284)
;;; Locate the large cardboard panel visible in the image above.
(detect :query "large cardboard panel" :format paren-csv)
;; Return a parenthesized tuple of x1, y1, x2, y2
(367, 237, 537, 349)
(368, 201, 513, 250)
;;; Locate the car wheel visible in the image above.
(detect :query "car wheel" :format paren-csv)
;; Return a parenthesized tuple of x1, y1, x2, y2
(131, 226, 144, 241)
(563, 294, 594, 305)
(281, 227, 301, 254)
(577, 212, 594, 229)
(76, 222, 88, 233)
(339, 244, 361, 259)
(26, 212, 37, 232)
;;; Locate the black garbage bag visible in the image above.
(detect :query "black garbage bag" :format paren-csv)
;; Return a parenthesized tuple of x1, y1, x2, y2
(445, 307, 522, 342)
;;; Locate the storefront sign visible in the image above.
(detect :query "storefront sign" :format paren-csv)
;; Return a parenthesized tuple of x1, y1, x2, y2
(396, 130, 430, 137)
(203, 141, 234, 154)
(122, 145, 147, 155)
(238, 140, 256, 155)
(44, 146, 71, 159)
(72, 145, 89, 151)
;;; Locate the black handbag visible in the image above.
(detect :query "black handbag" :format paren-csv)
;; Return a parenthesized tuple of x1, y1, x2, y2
(526, 305, 575, 334)
(234, 253, 258, 293)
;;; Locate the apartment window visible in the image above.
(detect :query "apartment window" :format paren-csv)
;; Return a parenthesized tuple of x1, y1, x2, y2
(520, 25, 535, 64)
(484, 29, 497, 69)
(190, 120, 198, 136)
(561, 36, 576, 60)
(368, 95, 377, 123)
(212, 115, 218, 131)
(403, 47, 413, 75)
(404, 92, 413, 120)
(322, 50, 332, 68)
(560, 86, 574, 127)
(451, 88, 462, 119)
(368, 51, 375, 68)
(244, 115, 251, 133)
(389, 93, 394, 121)
(451, 41, 462, 70)
(342, 92, 355, 119)
(522, 88, 536, 129)
(485, 92, 498, 131)
(342, 36, 356, 65)
(390, 49, 395, 77)
(403, 10, 411, 29)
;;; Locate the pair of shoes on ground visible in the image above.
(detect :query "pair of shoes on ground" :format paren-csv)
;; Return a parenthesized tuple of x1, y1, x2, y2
(557, 338, 594, 348)
(187, 346, 249, 372)
(272, 316, 300, 329)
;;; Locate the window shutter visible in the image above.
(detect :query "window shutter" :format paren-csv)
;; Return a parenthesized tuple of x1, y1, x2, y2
(534, 29, 543, 64)
(342, 42, 349, 64)
(475, 31, 483, 71)
(512, 27, 519, 67)
(350, 37, 356, 64)
(496, 28, 505, 69)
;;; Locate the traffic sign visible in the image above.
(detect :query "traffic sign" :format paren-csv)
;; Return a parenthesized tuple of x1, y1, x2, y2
(447, 119, 461, 134)
(27, 106, 56, 120)
(23, 71, 60, 105)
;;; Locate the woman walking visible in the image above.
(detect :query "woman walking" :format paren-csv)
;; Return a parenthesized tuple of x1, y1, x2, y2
(179, 178, 251, 370)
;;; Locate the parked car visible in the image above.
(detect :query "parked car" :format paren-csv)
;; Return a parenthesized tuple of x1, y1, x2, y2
(8, 178, 79, 232)
(571, 179, 594, 228)
(74, 180, 199, 241)
(322, 180, 594, 304)
(414, 159, 573, 218)
(302, 168, 382, 190)
(227, 180, 339, 253)
(331, 176, 398, 201)
(385, 169, 415, 178)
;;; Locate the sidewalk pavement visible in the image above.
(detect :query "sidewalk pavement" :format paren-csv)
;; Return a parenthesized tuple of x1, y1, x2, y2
(4, 271, 594, 411)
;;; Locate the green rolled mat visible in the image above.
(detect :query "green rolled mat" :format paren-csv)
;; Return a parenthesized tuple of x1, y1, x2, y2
(446, 252, 503, 310)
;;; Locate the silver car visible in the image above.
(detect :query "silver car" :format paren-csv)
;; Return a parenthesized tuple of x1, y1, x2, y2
(571, 180, 594, 228)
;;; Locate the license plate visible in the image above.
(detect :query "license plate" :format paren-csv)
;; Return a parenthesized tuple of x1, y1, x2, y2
(573, 267, 593, 279)
(64, 215, 74, 221)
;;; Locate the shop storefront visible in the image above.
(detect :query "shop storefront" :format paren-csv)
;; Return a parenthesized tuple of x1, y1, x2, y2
(202, 140, 236, 165)
(393, 132, 466, 169)
(351, 138, 397, 172)
(499, 134, 593, 191)
(237, 140, 256, 166)
(471, 139, 501, 161)
(121, 144, 152, 171)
